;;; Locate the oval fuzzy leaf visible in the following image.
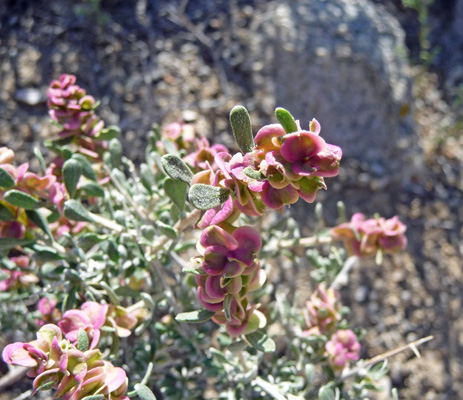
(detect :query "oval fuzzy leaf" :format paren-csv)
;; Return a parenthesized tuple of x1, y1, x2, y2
(37, 380, 56, 391)
(188, 184, 230, 211)
(72, 154, 97, 181)
(318, 385, 336, 400)
(0, 167, 16, 188)
(0, 203, 15, 221)
(224, 295, 233, 322)
(275, 107, 298, 133)
(34, 147, 47, 174)
(4, 189, 40, 209)
(140, 163, 156, 192)
(80, 182, 105, 198)
(175, 309, 215, 323)
(161, 155, 193, 184)
(229, 105, 255, 154)
(77, 328, 89, 352)
(164, 178, 188, 211)
(63, 200, 95, 222)
(109, 138, 123, 167)
(63, 158, 82, 198)
(94, 125, 120, 141)
(0, 238, 35, 251)
(243, 166, 265, 181)
(134, 383, 157, 400)
(26, 209, 53, 240)
(245, 330, 275, 353)
(156, 221, 178, 240)
(81, 395, 105, 400)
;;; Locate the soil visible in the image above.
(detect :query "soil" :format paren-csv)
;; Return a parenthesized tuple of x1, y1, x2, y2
(0, 1, 462, 399)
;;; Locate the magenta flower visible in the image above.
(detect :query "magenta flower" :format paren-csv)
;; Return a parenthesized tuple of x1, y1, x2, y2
(59, 302, 108, 350)
(248, 118, 341, 207)
(331, 213, 407, 258)
(194, 224, 265, 336)
(183, 136, 229, 171)
(37, 297, 62, 326)
(2, 324, 129, 400)
(0, 256, 38, 291)
(303, 285, 341, 336)
(325, 329, 361, 370)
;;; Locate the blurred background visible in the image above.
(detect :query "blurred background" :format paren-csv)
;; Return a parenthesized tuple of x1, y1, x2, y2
(0, 0, 462, 398)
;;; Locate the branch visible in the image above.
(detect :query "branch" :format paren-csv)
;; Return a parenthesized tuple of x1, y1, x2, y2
(0, 367, 28, 392)
(337, 335, 434, 383)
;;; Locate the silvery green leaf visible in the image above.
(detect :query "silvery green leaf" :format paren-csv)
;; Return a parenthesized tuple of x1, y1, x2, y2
(32, 245, 63, 262)
(77, 233, 107, 248)
(156, 221, 177, 239)
(94, 125, 120, 141)
(80, 182, 105, 197)
(175, 309, 215, 323)
(140, 163, 156, 192)
(305, 364, 316, 385)
(275, 107, 298, 133)
(188, 184, 230, 210)
(37, 381, 56, 391)
(0, 203, 15, 221)
(0, 167, 15, 188)
(72, 154, 97, 181)
(318, 385, 336, 400)
(224, 295, 233, 322)
(134, 383, 157, 400)
(245, 330, 275, 353)
(34, 147, 47, 174)
(26, 209, 53, 240)
(229, 105, 255, 154)
(164, 178, 188, 211)
(4, 189, 40, 209)
(0, 238, 35, 251)
(77, 328, 89, 352)
(243, 166, 265, 180)
(63, 200, 95, 222)
(109, 138, 123, 167)
(63, 158, 82, 198)
(161, 154, 193, 184)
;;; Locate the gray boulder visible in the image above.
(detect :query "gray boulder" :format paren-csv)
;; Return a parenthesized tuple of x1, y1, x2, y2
(245, 0, 419, 180)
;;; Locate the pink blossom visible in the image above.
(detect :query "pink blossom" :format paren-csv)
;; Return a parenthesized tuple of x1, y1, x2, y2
(2, 324, 129, 400)
(303, 285, 342, 336)
(0, 256, 38, 291)
(325, 329, 361, 370)
(59, 302, 109, 350)
(331, 213, 407, 258)
(37, 297, 62, 327)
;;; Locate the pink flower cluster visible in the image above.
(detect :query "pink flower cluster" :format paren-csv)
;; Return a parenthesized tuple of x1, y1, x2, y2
(191, 119, 341, 229)
(58, 301, 147, 350)
(331, 213, 407, 258)
(0, 256, 38, 291)
(161, 120, 196, 152)
(37, 297, 62, 326)
(302, 285, 341, 336)
(2, 324, 128, 400)
(48, 74, 107, 160)
(195, 225, 265, 336)
(250, 121, 341, 209)
(183, 136, 229, 172)
(325, 329, 361, 370)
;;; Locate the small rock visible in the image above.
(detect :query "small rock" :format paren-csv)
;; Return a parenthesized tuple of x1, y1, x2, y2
(15, 88, 46, 106)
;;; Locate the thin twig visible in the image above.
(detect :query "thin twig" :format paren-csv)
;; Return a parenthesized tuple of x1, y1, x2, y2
(0, 367, 28, 392)
(253, 376, 287, 400)
(337, 335, 434, 383)
(278, 236, 331, 250)
(330, 256, 358, 290)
